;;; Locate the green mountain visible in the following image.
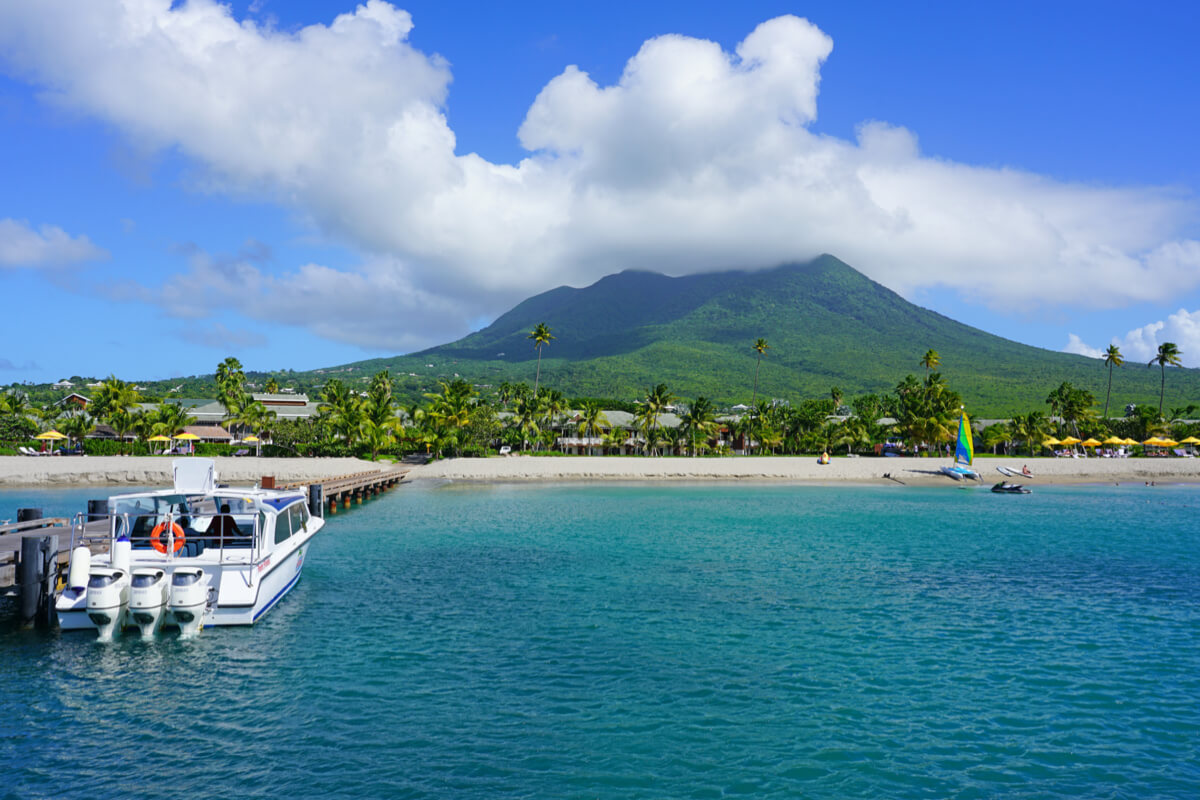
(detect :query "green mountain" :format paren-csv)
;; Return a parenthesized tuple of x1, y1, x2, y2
(332, 255, 1200, 416)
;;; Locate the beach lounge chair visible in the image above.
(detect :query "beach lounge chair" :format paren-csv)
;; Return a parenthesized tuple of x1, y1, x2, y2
(498, 445, 512, 456)
(233, 449, 250, 457)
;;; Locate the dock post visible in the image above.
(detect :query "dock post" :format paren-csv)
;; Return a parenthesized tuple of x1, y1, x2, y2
(343, 493, 351, 509)
(329, 496, 338, 514)
(18, 534, 58, 629)
(17, 508, 43, 527)
(308, 484, 324, 519)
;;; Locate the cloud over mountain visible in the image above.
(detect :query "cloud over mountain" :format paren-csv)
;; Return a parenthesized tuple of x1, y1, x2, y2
(1, 1, 1197, 349)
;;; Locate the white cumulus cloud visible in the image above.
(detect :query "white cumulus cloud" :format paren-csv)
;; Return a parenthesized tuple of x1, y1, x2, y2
(1066, 308, 1200, 367)
(1, 1, 1198, 350)
(1063, 334, 1104, 359)
(0, 219, 108, 268)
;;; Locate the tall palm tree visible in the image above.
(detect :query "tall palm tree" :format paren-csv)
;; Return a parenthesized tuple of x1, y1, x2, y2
(1102, 345, 1123, 420)
(920, 349, 941, 380)
(1148, 342, 1182, 417)
(751, 338, 769, 405)
(264, 377, 280, 394)
(830, 386, 843, 412)
(528, 323, 555, 396)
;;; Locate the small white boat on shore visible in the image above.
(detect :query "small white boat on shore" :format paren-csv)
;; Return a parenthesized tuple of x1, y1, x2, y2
(56, 458, 324, 639)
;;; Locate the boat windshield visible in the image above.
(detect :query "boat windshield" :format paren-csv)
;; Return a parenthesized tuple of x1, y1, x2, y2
(111, 493, 260, 554)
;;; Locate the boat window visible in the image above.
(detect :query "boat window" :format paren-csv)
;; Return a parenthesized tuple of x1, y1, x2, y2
(274, 508, 291, 545)
(288, 504, 306, 536)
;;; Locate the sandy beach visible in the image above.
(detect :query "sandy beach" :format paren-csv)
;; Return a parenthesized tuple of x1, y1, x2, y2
(408, 455, 1200, 486)
(0, 456, 389, 487)
(1, 454, 1197, 488)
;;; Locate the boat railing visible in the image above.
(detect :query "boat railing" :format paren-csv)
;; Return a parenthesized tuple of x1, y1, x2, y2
(76, 511, 259, 566)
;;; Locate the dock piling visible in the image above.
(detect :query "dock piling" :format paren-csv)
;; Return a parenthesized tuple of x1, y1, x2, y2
(18, 534, 58, 629)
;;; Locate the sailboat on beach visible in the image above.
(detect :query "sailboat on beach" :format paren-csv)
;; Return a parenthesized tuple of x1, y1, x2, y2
(940, 409, 980, 481)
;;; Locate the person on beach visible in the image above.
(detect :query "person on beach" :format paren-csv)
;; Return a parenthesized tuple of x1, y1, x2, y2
(1022, 464, 1032, 477)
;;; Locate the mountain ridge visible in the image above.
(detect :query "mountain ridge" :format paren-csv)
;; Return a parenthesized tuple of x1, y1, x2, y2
(331, 255, 1200, 415)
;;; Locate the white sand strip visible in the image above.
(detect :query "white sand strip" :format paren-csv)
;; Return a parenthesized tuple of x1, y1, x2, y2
(0, 456, 390, 487)
(1, 454, 1195, 488)
(409, 455, 1200, 486)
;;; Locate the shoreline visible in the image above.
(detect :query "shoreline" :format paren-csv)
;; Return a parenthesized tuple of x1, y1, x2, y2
(408, 455, 1198, 486)
(0, 454, 1196, 489)
(0, 456, 389, 488)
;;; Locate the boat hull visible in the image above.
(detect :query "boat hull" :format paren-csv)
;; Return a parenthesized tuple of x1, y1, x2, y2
(56, 528, 318, 633)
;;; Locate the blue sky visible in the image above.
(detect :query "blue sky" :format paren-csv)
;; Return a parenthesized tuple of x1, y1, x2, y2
(1, 0, 1198, 384)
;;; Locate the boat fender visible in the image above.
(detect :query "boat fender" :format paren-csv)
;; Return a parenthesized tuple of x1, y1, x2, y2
(112, 536, 131, 573)
(151, 522, 186, 554)
(67, 546, 91, 591)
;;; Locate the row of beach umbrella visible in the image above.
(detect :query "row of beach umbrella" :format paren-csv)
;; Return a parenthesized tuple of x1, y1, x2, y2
(32, 430, 261, 452)
(1042, 435, 1200, 449)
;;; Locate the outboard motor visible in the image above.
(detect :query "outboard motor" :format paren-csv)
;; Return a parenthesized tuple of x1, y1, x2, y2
(55, 546, 92, 626)
(129, 568, 169, 636)
(169, 568, 209, 638)
(86, 567, 129, 641)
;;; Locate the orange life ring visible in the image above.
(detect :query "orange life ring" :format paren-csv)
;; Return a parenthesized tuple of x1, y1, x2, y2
(151, 521, 185, 554)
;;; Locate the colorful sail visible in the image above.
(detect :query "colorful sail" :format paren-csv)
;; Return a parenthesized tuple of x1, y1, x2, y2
(955, 411, 974, 465)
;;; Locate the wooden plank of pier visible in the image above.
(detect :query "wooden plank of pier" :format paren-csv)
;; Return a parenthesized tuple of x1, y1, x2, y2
(275, 467, 411, 514)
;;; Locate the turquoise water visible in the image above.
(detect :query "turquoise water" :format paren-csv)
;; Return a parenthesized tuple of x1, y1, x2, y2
(3, 481, 1199, 799)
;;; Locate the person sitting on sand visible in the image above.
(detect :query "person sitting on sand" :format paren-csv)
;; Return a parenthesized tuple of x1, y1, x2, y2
(1021, 464, 1032, 477)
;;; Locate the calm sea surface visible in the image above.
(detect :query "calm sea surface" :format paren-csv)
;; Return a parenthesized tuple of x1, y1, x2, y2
(2, 481, 1199, 799)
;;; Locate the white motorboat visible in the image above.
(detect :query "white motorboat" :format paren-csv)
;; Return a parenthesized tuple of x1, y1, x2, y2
(57, 459, 324, 638)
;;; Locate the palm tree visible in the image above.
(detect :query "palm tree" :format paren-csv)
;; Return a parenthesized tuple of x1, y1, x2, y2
(921, 349, 941, 379)
(576, 400, 609, 455)
(830, 386, 843, 412)
(1102, 345, 1123, 420)
(635, 383, 675, 456)
(264, 377, 280, 394)
(59, 411, 96, 449)
(751, 338, 769, 405)
(680, 397, 717, 456)
(528, 323, 555, 396)
(91, 376, 141, 455)
(1148, 342, 1182, 417)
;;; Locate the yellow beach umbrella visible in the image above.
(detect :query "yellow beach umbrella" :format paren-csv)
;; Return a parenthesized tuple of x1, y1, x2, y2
(1161, 439, 1179, 448)
(1102, 436, 1124, 445)
(147, 435, 172, 442)
(34, 430, 66, 452)
(242, 435, 260, 443)
(1080, 438, 1102, 447)
(1123, 438, 1140, 446)
(1180, 436, 1200, 444)
(1059, 436, 1081, 446)
(1142, 437, 1165, 446)
(1042, 437, 1062, 447)
(173, 431, 201, 455)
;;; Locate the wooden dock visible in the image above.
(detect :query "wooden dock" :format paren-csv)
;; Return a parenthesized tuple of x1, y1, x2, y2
(0, 518, 69, 590)
(275, 466, 411, 515)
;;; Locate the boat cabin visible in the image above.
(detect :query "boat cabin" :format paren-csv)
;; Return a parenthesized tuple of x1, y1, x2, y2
(108, 490, 313, 561)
